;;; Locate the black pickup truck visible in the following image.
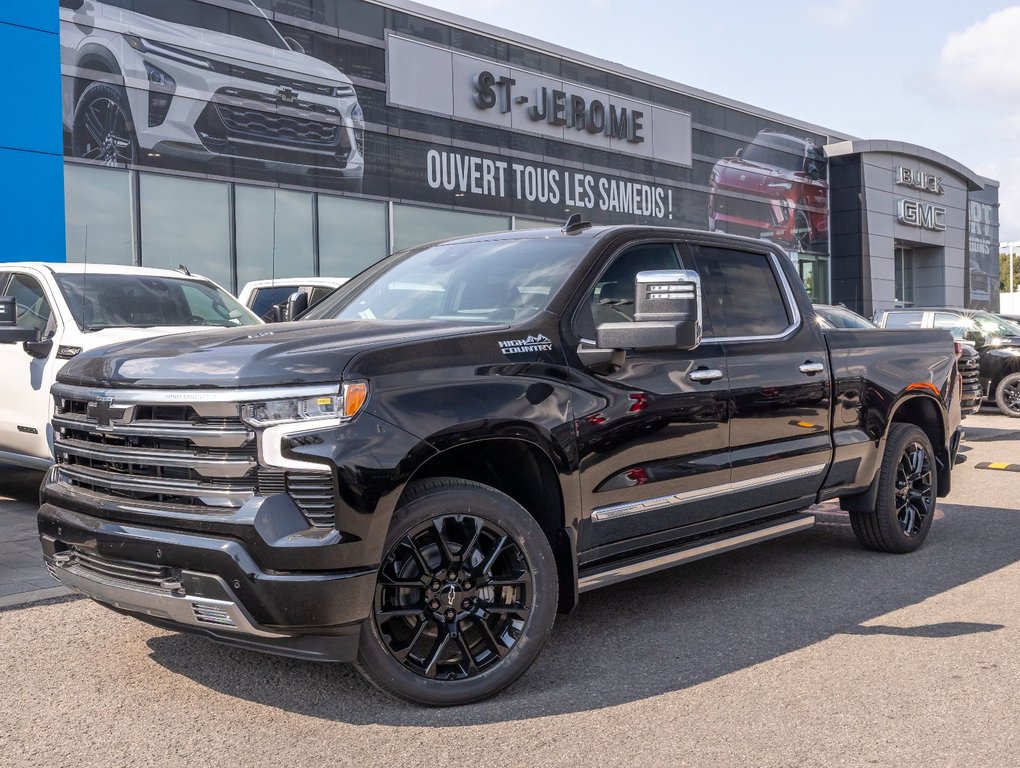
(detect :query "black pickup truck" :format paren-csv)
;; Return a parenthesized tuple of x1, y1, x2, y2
(39, 222, 962, 706)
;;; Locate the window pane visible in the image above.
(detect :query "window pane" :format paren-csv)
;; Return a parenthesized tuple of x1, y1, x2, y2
(7, 274, 52, 332)
(140, 174, 231, 289)
(64, 164, 135, 266)
(235, 187, 314, 287)
(392, 205, 509, 253)
(318, 195, 388, 279)
(884, 311, 924, 329)
(691, 247, 791, 337)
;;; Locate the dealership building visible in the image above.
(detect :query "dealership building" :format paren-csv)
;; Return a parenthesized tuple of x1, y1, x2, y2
(0, 0, 1001, 315)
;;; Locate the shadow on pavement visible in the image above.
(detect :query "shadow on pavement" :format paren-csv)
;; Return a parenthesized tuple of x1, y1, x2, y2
(963, 425, 1020, 443)
(0, 464, 45, 505)
(146, 503, 1020, 726)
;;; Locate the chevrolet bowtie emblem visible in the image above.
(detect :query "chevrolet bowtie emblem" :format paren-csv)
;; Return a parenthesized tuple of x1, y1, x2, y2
(87, 398, 130, 429)
(276, 87, 299, 103)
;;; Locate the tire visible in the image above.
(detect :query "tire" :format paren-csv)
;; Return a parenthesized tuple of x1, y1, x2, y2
(849, 423, 937, 553)
(71, 82, 138, 166)
(994, 372, 1020, 417)
(356, 477, 558, 706)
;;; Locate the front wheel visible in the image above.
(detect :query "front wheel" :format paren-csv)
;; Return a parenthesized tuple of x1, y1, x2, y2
(849, 423, 937, 553)
(71, 82, 138, 166)
(356, 477, 558, 706)
(994, 372, 1020, 417)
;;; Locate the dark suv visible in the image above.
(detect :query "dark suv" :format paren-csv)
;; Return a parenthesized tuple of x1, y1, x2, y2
(874, 308, 1020, 417)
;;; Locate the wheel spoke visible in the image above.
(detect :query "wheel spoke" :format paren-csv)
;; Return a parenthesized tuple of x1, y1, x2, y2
(479, 534, 510, 579)
(423, 631, 451, 678)
(431, 518, 455, 565)
(379, 574, 426, 589)
(486, 573, 531, 589)
(454, 630, 479, 675)
(460, 517, 483, 563)
(470, 613, 510, 658)
(480, 602, 530, 618)
(401, 535, 431, 576)
(376, 605, 426, 621)
(85, 105, 105, 144)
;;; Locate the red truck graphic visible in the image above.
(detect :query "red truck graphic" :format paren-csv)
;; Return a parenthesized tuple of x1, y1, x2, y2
(708, 130, 828, 251)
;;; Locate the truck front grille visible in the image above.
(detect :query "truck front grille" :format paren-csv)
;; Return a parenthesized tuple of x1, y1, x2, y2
(52, 385, 337, 527)
(56, 546, 177, 593)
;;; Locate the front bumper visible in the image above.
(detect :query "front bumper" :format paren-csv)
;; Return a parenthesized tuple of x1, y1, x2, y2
(39, 503, 375, 662)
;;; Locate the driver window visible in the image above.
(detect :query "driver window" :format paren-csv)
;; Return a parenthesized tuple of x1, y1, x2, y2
(7, 274, 53, 333)
(576, 243, 680, 340)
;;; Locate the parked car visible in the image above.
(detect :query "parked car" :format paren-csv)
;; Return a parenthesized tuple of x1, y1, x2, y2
(40, 223, 961, 706)
(238, 277, 348, 321)
(999, 313, 1020, 324)
(813, 304, 875, 330)
(708, 129, 828, 251)
(0, 263, 259, 469)
(874, 308, 1020, 417)
(59, 0, 364, 188)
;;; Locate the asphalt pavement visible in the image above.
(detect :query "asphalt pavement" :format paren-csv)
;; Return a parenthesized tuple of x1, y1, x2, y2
(1, 411, 1018, 767)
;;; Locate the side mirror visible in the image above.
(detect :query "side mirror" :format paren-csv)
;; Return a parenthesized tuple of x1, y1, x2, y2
(24, 336, 54, 359)
(596, 270, 702, 352)
(735, 147, 744, 158)
(285, 291, 309, 322)
(284, 37, 306, 54)
(0, 297, 43, 344)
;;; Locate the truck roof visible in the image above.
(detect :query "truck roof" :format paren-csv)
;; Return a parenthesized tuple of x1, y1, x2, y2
(1, 262, 214, 282)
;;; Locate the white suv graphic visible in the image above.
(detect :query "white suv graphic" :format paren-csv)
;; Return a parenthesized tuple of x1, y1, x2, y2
(59, 0, 364, 188)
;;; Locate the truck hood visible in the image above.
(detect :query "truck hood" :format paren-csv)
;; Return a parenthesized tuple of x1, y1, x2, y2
(57, 320, 504, 389)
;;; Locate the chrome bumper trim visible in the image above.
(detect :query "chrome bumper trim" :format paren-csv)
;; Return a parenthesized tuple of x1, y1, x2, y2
(49, 560, 287, 639)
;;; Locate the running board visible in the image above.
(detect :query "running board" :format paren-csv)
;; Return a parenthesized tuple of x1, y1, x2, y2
(577, 514, 816, 593)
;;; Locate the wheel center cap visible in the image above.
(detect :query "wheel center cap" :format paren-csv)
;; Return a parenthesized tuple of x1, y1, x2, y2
(440, 583, 459, 607)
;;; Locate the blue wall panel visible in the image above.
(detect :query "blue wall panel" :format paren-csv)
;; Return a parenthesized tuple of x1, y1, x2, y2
(0, 7, 65, 264)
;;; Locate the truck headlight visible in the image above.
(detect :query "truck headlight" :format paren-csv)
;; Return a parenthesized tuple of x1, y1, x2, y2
(241, 382, 368, 426)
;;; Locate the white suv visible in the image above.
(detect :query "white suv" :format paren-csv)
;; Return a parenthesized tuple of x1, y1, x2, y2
(59, 0, 364, 188)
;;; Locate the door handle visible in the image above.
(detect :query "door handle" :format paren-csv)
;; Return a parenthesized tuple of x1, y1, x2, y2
(689, 368, 724, 383)
(799, 361, 825, 375)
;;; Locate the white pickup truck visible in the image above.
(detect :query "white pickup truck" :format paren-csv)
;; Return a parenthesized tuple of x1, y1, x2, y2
(0, 263, 260, 469)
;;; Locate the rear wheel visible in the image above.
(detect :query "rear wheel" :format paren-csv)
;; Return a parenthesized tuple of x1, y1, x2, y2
(849, 423, 937, 553)
(994, 372, 1020, 417)
(356, 477, 557, 706)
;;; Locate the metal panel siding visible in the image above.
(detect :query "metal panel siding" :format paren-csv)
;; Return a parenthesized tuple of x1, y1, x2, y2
(0, 11, 65, 263)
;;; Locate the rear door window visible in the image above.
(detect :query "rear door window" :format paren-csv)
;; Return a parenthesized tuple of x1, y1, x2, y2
(687, 246, 791, 338)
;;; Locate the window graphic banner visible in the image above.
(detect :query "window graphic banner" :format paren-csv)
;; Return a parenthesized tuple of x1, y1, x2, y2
(58, 0, 829, 255)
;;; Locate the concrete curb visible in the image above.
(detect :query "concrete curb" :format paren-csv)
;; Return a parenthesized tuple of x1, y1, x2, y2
(0, 586, 73, 611)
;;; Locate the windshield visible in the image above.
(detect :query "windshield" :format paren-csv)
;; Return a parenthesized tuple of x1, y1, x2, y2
(741, 136, 807, 172)
(304, 238, 591, 324)
(56, 274, 259, 331)
(970, 312, 1020, 337)
(118, 0, 289, 50)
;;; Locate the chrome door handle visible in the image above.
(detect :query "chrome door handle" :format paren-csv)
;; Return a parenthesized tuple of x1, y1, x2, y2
(689, 368, 724, 383)
(799, 361, 825, 375)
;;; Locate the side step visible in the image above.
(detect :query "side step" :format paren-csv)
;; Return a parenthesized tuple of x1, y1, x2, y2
(577, 513, 815, 593)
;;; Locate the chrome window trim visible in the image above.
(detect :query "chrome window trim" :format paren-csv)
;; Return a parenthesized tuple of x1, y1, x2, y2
(51, 383, 340, 404)
(591, 462, 828, 523)
(696, 250, 803, 344)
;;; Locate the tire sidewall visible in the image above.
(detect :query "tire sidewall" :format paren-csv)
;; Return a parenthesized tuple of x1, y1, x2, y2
(876, 424, 937, 552)
(72, 82, 138, 165)
(357, 481, 558, 706)
(994, 372, 1020, 418)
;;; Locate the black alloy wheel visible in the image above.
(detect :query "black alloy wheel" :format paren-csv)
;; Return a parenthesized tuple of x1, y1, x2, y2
(71, 82, 138, 167)
(994, 372, 1020, 417)
(849, 423, 938, 553)
(893, 440, 934, 537)
(357, 478, 557, 706)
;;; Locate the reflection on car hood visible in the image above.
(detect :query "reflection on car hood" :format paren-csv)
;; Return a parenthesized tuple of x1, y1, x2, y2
(104, 7, 351, 86)
(57, 320, 501, 388)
